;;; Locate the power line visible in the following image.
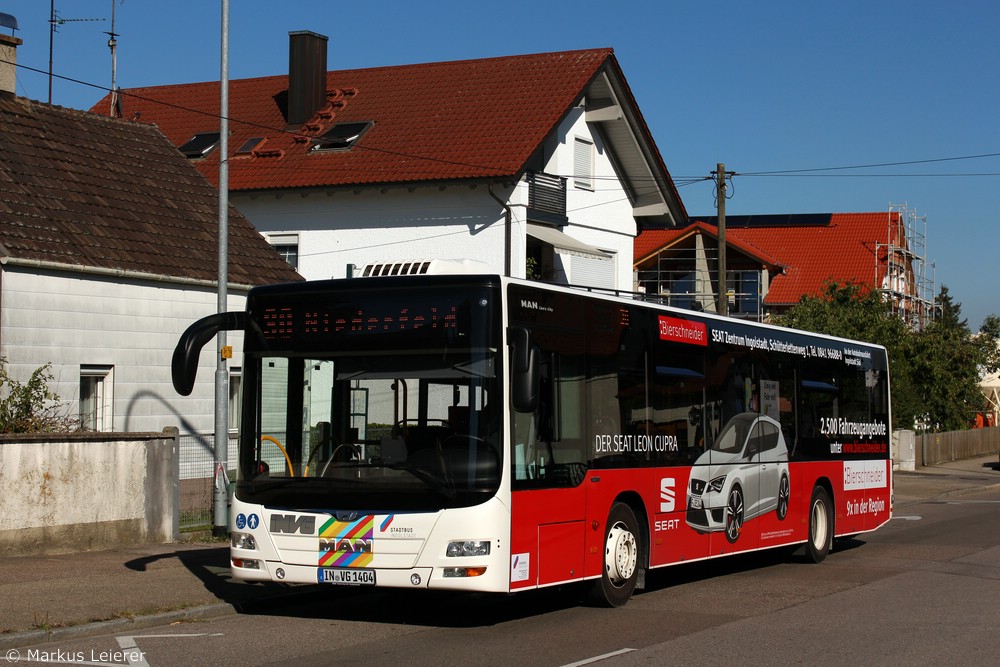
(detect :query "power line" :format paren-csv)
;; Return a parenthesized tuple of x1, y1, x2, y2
(738, 152, 1000, 175)
(7, 57, 999, 186)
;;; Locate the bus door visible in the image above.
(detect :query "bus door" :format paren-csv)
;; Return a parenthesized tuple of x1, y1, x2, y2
(510, 343, 588, 589)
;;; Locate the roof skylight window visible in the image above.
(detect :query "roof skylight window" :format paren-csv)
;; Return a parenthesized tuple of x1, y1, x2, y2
(311, 121, 373, 151)
(236, 136, 266, 154)
(178, 131, 221, 158)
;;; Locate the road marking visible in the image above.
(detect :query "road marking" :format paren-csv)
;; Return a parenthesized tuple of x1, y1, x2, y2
(892, 515, 922, 521)
(116, 636, 150, 667)
(561, 648, 637, 666)
(944, 499, 1000, 504)
(115, 633, 223, 667)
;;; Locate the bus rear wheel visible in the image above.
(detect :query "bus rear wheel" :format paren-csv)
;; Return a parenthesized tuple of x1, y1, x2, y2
(806, 486, 833, 563)
(591, 502, 641, 607)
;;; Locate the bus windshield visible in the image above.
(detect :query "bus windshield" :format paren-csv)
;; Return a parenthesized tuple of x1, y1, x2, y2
(235, 280, 502, 511)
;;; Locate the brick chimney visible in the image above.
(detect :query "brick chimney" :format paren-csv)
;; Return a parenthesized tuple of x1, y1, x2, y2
(287, 31, 328, 126)
(0, 33, 23, 98)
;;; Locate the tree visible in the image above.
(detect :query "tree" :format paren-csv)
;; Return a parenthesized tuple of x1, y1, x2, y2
(908, 291, 981, 431)
(977, 314, 1000, 376)
(0, 358, 78, 433)
(776, 282, 996, 432)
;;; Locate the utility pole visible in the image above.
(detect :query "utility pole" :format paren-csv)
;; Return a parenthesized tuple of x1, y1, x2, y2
(716, 163, 728, 317)
(213, 0, 231, 538)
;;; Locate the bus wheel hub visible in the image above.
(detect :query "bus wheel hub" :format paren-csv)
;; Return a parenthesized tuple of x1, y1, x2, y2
(605, 522, 637, 584)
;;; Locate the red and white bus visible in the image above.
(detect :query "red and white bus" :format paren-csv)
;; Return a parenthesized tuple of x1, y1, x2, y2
(172, 269, 891, 606)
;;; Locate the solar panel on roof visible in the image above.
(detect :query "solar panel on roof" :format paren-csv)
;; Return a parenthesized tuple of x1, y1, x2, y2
(693, 214, 834, 228)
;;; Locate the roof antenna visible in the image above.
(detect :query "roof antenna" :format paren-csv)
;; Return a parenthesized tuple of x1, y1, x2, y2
(48, 1, 105, 104)
(106, 1, 122, 116)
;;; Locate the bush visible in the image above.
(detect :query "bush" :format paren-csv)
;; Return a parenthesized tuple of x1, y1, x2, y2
(0, 358, 78, 433)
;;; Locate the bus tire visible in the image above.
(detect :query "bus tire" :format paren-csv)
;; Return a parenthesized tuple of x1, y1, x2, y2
(806, 486, 833, 563)
(591, 502, 640, 607)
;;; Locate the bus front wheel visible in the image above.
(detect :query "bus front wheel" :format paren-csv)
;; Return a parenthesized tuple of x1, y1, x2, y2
(806, 486, 833, 563)
(591, 502, 641, 607)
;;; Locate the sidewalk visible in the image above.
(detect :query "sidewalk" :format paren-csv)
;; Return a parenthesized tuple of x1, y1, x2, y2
(2, 454, 998, 649)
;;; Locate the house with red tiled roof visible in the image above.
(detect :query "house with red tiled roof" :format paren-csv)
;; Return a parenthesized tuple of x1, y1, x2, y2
(1, 34, 300, 438)
(634, 210, 934, 325)
(91, 32, 687, 289)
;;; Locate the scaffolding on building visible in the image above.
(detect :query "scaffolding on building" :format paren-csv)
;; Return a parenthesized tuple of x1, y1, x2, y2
(877, 203, 935, 331)
(633, 232, 765, 321)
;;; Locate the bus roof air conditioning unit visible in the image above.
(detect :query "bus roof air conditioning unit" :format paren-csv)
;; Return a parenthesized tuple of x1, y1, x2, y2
(360, 259, 492, 277)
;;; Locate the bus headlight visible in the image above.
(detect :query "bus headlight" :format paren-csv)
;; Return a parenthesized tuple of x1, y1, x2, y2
(232, 532, 257, 550)
(447, 540, 491, 557)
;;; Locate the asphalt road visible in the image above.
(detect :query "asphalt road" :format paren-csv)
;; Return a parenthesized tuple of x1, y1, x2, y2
(10, 486, 999, 667)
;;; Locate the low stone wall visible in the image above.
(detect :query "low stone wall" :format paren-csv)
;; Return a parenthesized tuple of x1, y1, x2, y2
(0, 428, 178, 556)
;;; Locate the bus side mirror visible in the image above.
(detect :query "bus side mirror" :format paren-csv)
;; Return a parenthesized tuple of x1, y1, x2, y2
(509, 327, 540, 413)
(172, 312, 246, 396)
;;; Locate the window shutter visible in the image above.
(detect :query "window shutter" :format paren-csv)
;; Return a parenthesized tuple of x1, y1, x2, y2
(574, 138, 594, 190)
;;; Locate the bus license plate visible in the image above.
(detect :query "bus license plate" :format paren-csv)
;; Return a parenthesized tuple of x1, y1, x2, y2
(320, 568, 376, 585)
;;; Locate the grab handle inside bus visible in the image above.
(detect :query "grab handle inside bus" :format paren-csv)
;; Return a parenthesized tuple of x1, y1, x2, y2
(509, 326, 540, 413)
(172, 311, 247, 396)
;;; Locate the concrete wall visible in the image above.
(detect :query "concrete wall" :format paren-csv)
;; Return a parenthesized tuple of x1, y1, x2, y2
(0, 429, 178, 556)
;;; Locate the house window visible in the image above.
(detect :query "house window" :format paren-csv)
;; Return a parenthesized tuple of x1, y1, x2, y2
(229, 368, 242, 432)
(80, 365, 114, 431)
(729, 271, 762, 316)
(573, 138, 594, 190)
(274, 245, 299, 269)
(267, 233, 299, 270)
(311, 121, 373, 151)
(177, 131, 221, 158)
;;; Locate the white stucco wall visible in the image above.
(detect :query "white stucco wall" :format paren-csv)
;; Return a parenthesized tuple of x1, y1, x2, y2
(0, 267, 247, 437)
(235, 108, 640, 290)
(240, 186, 509, 281)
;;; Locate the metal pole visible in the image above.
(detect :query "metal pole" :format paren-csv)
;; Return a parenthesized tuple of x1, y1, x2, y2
(48, 0, 54, 104)
(213, 0, 231, 538)
(717, 163, 728, 317)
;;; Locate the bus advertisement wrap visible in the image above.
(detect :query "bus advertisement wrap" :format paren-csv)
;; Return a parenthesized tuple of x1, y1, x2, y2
(172, 273, 892, 608)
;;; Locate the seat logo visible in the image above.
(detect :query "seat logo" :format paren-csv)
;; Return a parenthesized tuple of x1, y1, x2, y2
(659, 477, 676, 512)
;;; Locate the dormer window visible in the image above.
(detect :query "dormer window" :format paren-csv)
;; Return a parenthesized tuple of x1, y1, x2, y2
(311, 121, 373, 151)
(178, 131, 221, 158)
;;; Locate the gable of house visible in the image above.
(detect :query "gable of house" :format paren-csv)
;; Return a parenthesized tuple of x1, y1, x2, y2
(635, 212, 906, 312)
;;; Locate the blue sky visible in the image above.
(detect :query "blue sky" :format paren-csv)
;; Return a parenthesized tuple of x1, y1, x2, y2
(4, 0, 998, 329)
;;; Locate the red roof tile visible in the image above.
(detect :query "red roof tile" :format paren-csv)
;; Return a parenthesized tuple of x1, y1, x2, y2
(93, 49, 615, 192)
(635, 213, 902, 305)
